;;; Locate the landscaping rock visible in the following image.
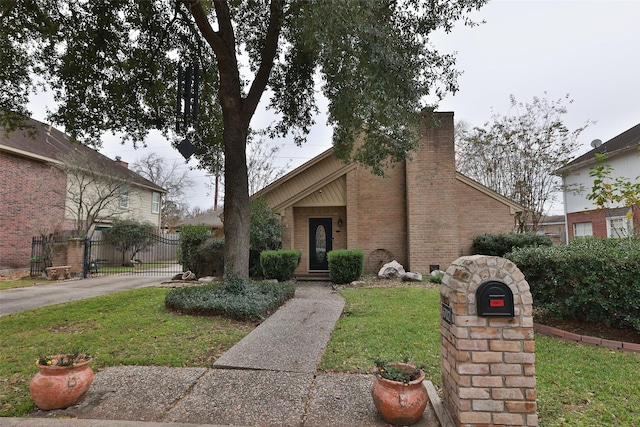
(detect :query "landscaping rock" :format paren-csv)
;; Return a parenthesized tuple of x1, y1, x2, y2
(402, 272, 423, 282)
(378, 261, 406, 279)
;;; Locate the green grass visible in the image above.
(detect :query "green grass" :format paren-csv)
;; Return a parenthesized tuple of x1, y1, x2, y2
(0, 278, 48, 290)
(319, 285, 640, 427)
(319, 285, 442, 383)
(535, 336, 640, 426)
(3, 283, 639, 425)
(0, 288, 254, 417)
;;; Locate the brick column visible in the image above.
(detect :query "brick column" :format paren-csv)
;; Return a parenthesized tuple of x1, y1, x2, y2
(405, 111, 458, 273)
(440, 255, 537, 427)
(66, 238, 85, 276)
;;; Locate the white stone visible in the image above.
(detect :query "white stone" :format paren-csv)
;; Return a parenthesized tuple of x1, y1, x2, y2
(377, 260, 406, 279)
(402, 272, 423, 282)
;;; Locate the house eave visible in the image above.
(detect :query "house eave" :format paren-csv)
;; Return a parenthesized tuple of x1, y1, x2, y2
(555, 145, 640, 176)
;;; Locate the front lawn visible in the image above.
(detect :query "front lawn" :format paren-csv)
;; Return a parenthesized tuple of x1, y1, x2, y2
(0, 287, 254, 417)
(320, 284, 640, 427)
(2, 283, 638, 425)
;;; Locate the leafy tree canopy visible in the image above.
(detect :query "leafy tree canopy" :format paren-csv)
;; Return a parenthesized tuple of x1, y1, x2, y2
(2, 0, 488, 277)
(456, 93, 590, 232)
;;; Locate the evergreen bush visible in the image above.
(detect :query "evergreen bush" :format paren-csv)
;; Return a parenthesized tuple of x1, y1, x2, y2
(178, 225, 212, 275)
(260, 249, 302, 281)
(328, 249, 364, 284)
(506, 237, 640, 332)
(472, 232, 553, 257)
(249, 198, 283, 277)
(196, 237, 225, 276)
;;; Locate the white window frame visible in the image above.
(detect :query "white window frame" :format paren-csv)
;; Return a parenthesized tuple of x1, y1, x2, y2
(607, 216, 633, 238)
(120, 187, 130, 209)
(152, 192, 160, 214)
(573, 222, 593, 238)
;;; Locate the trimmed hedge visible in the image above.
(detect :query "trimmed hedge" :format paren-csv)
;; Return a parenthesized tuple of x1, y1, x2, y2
(472, 232, 553, 257)
(260, 249, 302, 281)
(164, 279, 296, 320)
(506, 237, 640, 332)
(328, 249, 364, 284)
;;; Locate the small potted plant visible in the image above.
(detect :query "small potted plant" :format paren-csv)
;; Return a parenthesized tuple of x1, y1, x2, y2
(30, 352, 94, 410)
(371, 358, 429, 425)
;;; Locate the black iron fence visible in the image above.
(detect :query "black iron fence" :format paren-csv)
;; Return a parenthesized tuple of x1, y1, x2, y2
(31, 232, 182, 278)
(83, 231, 182, 277)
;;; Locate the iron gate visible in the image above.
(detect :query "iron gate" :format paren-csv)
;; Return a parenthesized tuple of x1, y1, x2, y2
(83, 231, 182, 277)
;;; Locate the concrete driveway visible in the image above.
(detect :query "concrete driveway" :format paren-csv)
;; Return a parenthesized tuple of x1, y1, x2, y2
(0, 271, 176, 316)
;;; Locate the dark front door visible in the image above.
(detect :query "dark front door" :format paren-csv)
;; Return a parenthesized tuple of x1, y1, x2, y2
(309, 218, 332, 271)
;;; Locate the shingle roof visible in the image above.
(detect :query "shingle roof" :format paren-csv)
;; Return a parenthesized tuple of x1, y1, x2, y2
(179, 208, 224, 228)
(556, 123, 640, 175)
(0, 117, 166, 193)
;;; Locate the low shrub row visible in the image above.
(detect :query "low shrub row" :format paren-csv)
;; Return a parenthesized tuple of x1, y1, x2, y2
(328, 249, 364, 284)
(164, 279, 296, 321)
(506, 237, 640, 333)
(472, 232, 553, 257)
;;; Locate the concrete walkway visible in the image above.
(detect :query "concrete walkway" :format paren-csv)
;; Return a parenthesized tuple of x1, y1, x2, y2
(3, 281, 445, 427)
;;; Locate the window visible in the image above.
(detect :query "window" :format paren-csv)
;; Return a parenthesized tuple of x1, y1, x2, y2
(119, 188, 129, 208)
(573, 222, 592, 238)
(152, 192, 160, 214)
(607, 216, 633, 238)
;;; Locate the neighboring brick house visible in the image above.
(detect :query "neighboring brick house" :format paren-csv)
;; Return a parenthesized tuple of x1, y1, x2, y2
(556, 123, 640, 241)
(0, 118, 166, 272)
(252, 112, 523, 276)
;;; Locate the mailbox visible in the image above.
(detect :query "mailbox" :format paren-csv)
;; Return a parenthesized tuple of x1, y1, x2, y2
(476, 280, 514, 317)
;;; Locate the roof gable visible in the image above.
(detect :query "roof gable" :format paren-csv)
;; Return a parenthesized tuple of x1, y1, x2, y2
(0, 117, 166, 193)
(252, 147, 357, 212)
(556, 123, 640, 175)
(254, 144, 523, 215)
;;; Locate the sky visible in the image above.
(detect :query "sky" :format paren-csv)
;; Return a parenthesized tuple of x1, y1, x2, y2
(29, 0, 640, 214)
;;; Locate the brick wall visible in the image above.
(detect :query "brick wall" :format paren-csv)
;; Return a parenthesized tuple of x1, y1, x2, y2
(350, 165, 408, 274)
(567, 206, 640, 239)
(406, 112, 459, 272)
(441, 256, 537, 427)
(455, 181, 517, 256)
(0, 153, 70, 271)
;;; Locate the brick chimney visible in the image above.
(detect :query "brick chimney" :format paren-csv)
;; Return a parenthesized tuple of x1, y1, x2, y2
(114, 156, 129, 169)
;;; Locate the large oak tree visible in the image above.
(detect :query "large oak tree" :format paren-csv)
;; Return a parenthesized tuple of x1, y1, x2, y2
(2, 0, 487, 278)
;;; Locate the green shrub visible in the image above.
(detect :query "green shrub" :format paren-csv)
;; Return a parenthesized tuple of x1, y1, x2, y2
(178, 225, 212, 275)
(196, 237, 225, 277)
(506, 237, 640, 332)
(472, 232, 553, 257)
(260, 250, 302, 281)
(164, 279, 295, 320)
(250, 198, 283, 277)
(328, 249, 364, 284)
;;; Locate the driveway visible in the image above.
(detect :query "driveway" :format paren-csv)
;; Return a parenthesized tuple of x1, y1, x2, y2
(0, 272, 176, 316)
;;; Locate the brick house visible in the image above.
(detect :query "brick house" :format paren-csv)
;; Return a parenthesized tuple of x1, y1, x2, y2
(555, 123, 640, 241)
(0, 118, 166, 272)
(252, 112, 523, 276)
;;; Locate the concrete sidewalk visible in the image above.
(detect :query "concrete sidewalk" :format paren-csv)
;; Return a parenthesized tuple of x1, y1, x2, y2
(4, 282, 445, 427)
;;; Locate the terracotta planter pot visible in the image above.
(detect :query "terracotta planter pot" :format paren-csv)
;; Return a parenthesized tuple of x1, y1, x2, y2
(371, 363, 429, 426)
(30, 357, 94, 410)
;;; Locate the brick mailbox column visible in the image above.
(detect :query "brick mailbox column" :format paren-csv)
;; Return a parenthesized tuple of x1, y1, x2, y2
(440, 255, 537, 427)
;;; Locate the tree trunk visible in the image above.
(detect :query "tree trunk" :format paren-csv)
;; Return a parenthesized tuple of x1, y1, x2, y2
(222, 120, 250, 279)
